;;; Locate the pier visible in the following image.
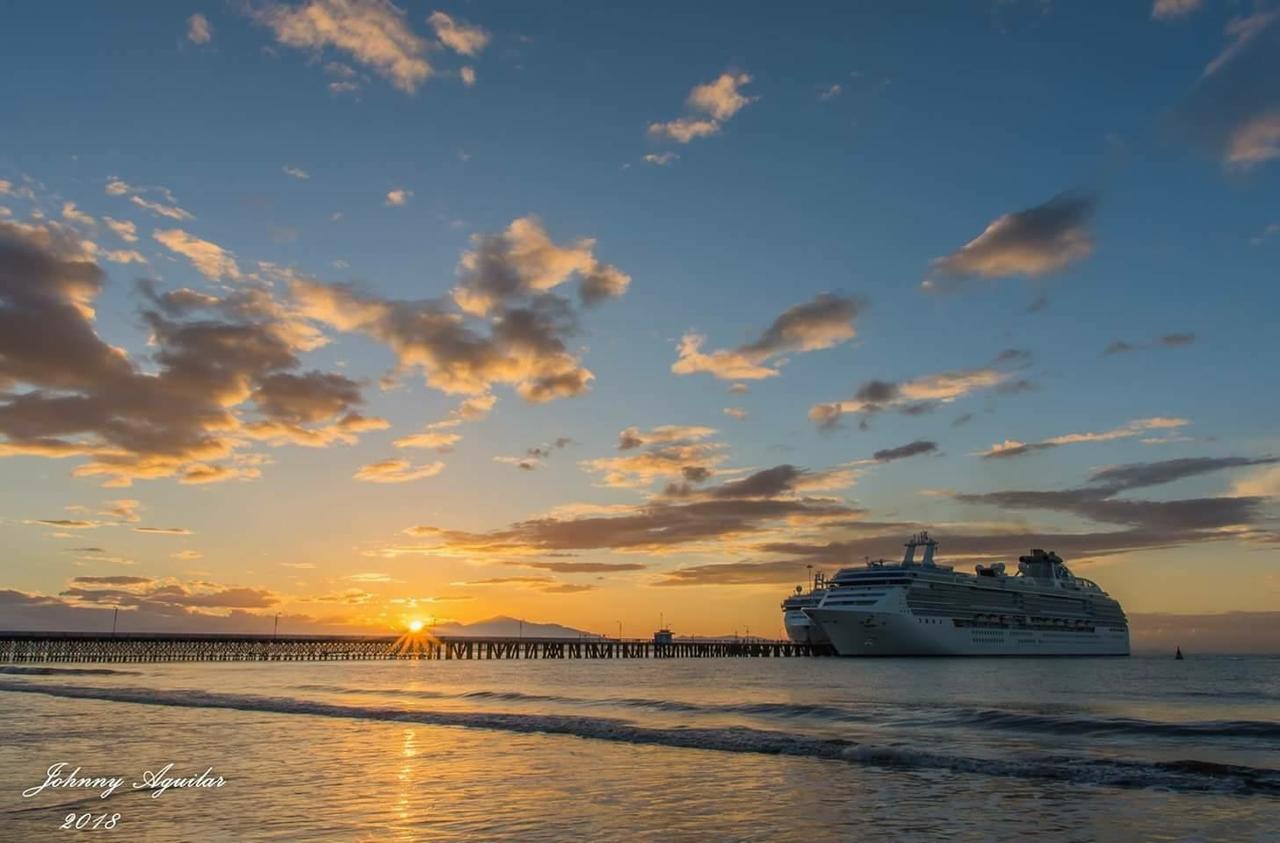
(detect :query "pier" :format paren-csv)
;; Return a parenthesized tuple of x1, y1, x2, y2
(0, 632, 829, 663)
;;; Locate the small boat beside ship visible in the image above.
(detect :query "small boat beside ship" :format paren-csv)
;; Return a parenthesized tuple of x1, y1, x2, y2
(782, 532, 1130, 657)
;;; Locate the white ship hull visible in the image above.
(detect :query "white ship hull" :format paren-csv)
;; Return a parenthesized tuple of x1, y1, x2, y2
(783, 608, 829, 646)
(807, 607, 1129, 657)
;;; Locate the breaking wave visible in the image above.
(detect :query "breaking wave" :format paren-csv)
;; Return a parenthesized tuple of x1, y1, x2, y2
(292, 684, 1280, 740)
(0, 666, 137, 676)
(2, 680, 1277, 796)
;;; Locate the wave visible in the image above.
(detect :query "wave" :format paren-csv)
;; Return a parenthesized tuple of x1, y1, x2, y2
(3, 680, 1277, 796)
(292, 683, 1280, 740)
(0, 666, 137, 676)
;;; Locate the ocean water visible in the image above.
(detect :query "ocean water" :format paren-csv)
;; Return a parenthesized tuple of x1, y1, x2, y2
(1, 656, 1277, 841)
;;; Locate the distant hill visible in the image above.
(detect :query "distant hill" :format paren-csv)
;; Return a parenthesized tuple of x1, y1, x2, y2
(429, 615, 603, 639)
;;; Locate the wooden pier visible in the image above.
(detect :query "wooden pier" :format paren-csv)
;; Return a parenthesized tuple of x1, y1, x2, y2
(0, 632, 829, 663)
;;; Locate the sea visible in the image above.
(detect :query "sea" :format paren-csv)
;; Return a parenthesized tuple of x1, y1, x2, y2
(1, 655, 1277, 841)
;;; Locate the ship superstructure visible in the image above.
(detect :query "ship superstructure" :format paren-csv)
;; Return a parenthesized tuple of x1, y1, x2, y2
(781, 571, 830, 645)
(802, 532, 1129, 656)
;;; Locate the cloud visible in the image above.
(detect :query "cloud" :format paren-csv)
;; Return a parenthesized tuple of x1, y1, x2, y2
(873, 440, 938, 462)
(723, 407, 748, 421)
(427, 10, 489, 56)
(290, 216, 628, 403)
(642, 153, 678, 166)
(924, 193, 1095, 288)
(251, 0, 432, 93)
(672, 293, 862, 380)
(61, 202, 95, 227)
(353, 458, 445, 483)
(384, 188, 412, 206)
(819, 84, 843, 101)
(128, 195, 194, 221)
(453, 216, 630, 314)
(810, 366, 1011, 428)
(522, 561, 646, 573)
(649, 72, 755, 143)
(393, 429, 461, 451)
(647, 118, 720, 143)
(1172, 10, 1280, 171)
(187, 13, 213, 44)
(460, 66, 476, 87)
(1104, 332, 1196, 355)
(102, 217, 138, 243)
(133, 526, 193, 535)
(283, 165, 310, 180)
(978, 418, 1189, 459)
(103, 498, 142, 522)
(73, 575, 152, 586)
(403, 463, 862, 558)
(585, 425, 723, 488)
(0, 220, 383, 487)
(494, 437, 573, 470)
(27, 519, 101, 529)
(1151, 0, 1202, 20)
(153, 228, 240, 279)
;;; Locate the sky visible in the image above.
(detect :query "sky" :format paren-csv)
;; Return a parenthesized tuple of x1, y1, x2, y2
(0, 0, 1277, 645)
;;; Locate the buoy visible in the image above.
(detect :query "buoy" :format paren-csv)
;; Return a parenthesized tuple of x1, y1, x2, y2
(1175, 646, 1184, 660)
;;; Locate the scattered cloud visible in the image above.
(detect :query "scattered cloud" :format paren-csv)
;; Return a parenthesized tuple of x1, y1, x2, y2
(250, 0, 432, 93)
(642, 153, 678, 166)
(187, 13, 213, 44)
(102, 217, 137, 243)
(460, 66, 476, 87)
(649, 72, 755, 143)
(61, 202, 95, 227)
(427, 10, 489, 56)
(810, 365, 1012, 429)
(133, 526, 193, 535)
(1152, 0, 1202, 21)
(0, 220, 384, 487)
(924, 193, 1095, 289)
(978, 417, 1189, 459)
(404, 463, 862, 558)
(673, 293, 863, 380)
(283, 165, 310, 180)
(290, 216, 629, 404)
(103, 499, 141, 522)
(723, 407, 748, 421)
(1103, 332, 1196, 355)
(153, 228, 240, 280)
(818, 83, 843, 101)
(353, 458, 445, 483)
(495, 437, 573, 471)
(385, 188, 412, 206)
(1173, 10, 1280, 171)
(393, 429, 461, 451)
(872, 440, 938, 462)
(585, 425, 723, 489)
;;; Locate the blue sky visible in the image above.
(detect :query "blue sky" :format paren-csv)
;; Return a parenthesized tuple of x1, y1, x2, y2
(0, 1, 1277, 638)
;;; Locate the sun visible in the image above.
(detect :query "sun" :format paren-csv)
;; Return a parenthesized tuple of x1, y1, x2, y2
(408, 619, 425, 633)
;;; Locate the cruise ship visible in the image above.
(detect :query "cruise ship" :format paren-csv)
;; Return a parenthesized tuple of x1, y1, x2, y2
(781, 572, 830, 645)
(800, 532, 1129, 656)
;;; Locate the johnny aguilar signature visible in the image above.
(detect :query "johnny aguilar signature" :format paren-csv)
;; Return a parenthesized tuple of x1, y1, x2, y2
(22, 762, 227, 800)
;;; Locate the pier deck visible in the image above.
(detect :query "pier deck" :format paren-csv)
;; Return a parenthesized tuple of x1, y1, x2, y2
(0, 632, 829, 663)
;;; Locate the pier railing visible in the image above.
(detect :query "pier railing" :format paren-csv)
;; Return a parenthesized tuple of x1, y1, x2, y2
(0, 632, 830, 663)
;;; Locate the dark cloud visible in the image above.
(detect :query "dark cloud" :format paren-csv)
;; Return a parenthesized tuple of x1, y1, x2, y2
(925, 193, 1096, 288)
(655, 558, 813, 586)
(0, 221, 383, 486)
(71, 575, 152, 585)
(523, 561, 647, 573)
(872, 440, 938, 462)
(673, 293, 864, 381)
(1104, 333, 1195, 356)
(1171, 10, 1280, 170)
(404, 464, 860, 555)
(1087, 456, 1278, 491)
